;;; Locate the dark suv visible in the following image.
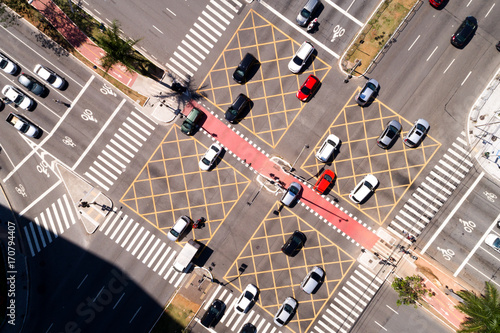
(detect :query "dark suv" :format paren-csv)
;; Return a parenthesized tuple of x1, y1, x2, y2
(201, 299, 225, 328)
(225, 93, 250, 123)
(281, 230, 306, 257)
(451, 16, 477, 48)
(232, 53, 257, 84)
(180, 107, 203, 135)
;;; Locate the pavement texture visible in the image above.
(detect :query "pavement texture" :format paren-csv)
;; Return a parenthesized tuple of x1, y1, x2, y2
(9, 2, 500, 332)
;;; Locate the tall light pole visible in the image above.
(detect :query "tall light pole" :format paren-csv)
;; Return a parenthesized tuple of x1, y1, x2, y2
(290, 144, 309, 172)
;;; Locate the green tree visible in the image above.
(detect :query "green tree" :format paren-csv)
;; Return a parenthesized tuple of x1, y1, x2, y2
(93, 20, 146, 73)
(455, 282, 500, 333)
(391, 275, 433, 308)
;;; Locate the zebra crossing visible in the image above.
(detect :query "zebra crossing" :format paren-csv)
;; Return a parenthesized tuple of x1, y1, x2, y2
(200, 284, 282, 333)
(84, 111, 156, 192)
(23, 194, 78, 257)
(164, 0, 243, 83)
(387, 132, 473, 243)
(99, 210, 186, 287)
(311, 265, 384, 333)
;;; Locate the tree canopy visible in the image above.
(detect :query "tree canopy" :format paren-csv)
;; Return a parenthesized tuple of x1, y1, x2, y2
(456, 282, 500, 333)
(391, 275, 433, 308)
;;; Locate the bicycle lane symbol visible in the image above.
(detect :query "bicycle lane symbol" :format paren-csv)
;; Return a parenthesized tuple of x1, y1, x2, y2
(331, 25, 345, 42)
(437, 247, 455, 261)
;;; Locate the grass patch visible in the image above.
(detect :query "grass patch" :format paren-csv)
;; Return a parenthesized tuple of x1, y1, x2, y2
(151, 294, 200, 333)
(343, 0, 417, 74)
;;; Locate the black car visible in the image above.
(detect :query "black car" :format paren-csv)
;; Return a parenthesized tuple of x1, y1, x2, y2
(200, 299, 225, 328)
(451, 16, 477, 48)
(240, 323, 257, 333)
(17, 74, 47, 96)
(281, 230, 306, 257)
(232, 53, 257, 84)
(225, 93, 250, 123)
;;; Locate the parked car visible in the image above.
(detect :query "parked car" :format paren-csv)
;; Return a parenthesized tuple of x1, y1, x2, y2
(404, 118, 429, 148)
(233, 53, 258, 84)
(167, 216, 190, 241)
(300, 266, 324, 294)
(355, 79, 379, 106)
(199, 143, 222, 171)
(0, 52, 17, 74)
(349, 174, 379, 204)
(239, 323, 257, 333)
(17, 74, 47, 96)
(274, 297, 297, 327)
(296, 75, 320, 102)
(280, 182, 302, 207)
(451, 16, 477, 48)
(225, 93, 250, 123)
(234, 284, 258, 314)
(5, 112, 40, 138)
(288, 41, 314, 74)
(377, 120, 402, 149)
(296, 0, 320, 26)
(485, 234, 500, 253)
(2, 85, 34, 110)
(180, 107, 203, 135)
(315, 134, 340, 162)
(201, 299, 225, 328)
(34, 64, 66, 89)
(313, 169, 335, 194)
(281, 230, 306, 257)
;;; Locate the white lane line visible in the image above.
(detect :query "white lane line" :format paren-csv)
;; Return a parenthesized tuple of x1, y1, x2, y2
(130, 229, 149, 254)
(148, 243, 166, 268)
(127, 116, 152, 136)
(153, 248, 171, 272)
(84, 171, 110, 191)
(422, 172, 484, 254)
(110, 139, 134, 158)
(94, 161, 118, 180)
(118, 127, 143, 147)
(443, 59, 455, 74)
(461, 71, 472, 86)
(34, 217, 46, 248)
(166, 63, 189, 81)
(321, 0, 363, 26)
(72, 96, 125, 170)
(136, 236, 155, 260)
(98, 154, 123, 174)
(178, 46, 202, 66)
(426, 46, 438, 61)
(29, 223, 41, 252)
(106, 144, 131, 163)
(386, 304, 398, 314)
(173, 51, 198, 71)
(189, 28, 214, 48)
(485, 3, 495, 17)
(131, 111, 156, 130)
(121, 223, 139, 248)
(115, 218, 134, 244)
(88, 166, 113, 185)
(104, 213, 121, 236)
(102, 150, 126, 169)
(143, 238, 161, 264)
(181, 40, 206, 60)
(202, 10, 226, 31)
(152, 25, 164, 34)
(465, 262, 500, 288)
(114, 133, 138, 152)
(374, 321, 387, 331)
(185, 34, 210, 54)
(24, 226, 35, 257)
(206, 5, 230, 25)
(158, 250, 176, 276)
(198, 17, 222, 37)
(408, 35, 420, 51)
(210, 0, 234, 19)
(168, 58, 194, 77)
(454, 213, 500, 277)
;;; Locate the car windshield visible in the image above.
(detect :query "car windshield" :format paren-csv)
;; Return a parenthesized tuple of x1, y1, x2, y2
(12, 94, 23, 104)
(289, 186, 299, 195)
(494, 238, 500, 248)
(244, 291, 253, 299)
(386, 126, 397, 138)
(363, 181, 374, 190)
(170, 229, 180, 237)
(366, 82, 377, 91)
(300, 9, 311, 19)
(0, 59, 7, 69)
(235, 69, 244, 78)
(292, 56, 303, 66)
(284, 304, 293, 313)
(291, 235, 302, 247)
(228, 107, 238, 116)
(310, 272, 321, 281)
(324, 174, 333, 182)
(202, 158, 210, 165)
(327, 139, 336, 146)
(415, 124, 426, 132)
(300, 86, 311, 95)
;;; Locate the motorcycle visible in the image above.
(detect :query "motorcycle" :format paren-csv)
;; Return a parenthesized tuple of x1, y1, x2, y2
(307, 18, 318, 33)
(193, 217, 205, 229)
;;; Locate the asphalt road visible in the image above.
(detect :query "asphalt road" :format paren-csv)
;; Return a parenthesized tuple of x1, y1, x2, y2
(2, 1, 500, 333)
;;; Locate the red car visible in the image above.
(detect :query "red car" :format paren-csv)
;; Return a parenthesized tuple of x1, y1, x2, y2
(313, 169, 335, 194)
(296, 75, 320, 102)
(429, 0, 444, 8)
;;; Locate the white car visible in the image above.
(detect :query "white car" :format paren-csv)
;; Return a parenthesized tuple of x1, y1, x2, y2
(0, 52, 17, 74)
(34, 64, 66, 89)
(315, 134, 340, 162)
(349, 174, 379, 204)
(2, 85, 34, 110)
(485, 234, 500, 253)
(234, 284, 258, 314)
(404, 118, 430, 148)
(288, 41, 314, 74)
(167, 216, 191, 241)
(199, 143, 222, 171)
(300, 266, 324, 294)
(274, 297, 297, 327)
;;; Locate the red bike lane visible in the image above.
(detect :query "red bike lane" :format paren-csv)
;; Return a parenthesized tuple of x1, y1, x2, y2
(185, 102, 380, 250)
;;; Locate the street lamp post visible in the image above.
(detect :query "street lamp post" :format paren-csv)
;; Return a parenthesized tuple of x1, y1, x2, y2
(290, 144, 309, 172)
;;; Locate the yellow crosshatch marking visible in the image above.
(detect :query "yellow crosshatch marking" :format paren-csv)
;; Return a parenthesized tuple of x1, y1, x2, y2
(120, 125, 251, 243)
(224, 204, 355, 333)
(198, 9, 331, 148)
(302, 89, 441, 225)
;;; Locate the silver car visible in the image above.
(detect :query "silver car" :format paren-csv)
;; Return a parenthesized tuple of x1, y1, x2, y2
(296, 0, 320, 26)
(280, 182, 302, 207)
(315, 134, 340, 162)
(0, 52, 17, 74)
(404, 119, 429, 148)
(274, 297, 297, 327)
(377, 120, 402, 149)
(355, 78, 379, 106)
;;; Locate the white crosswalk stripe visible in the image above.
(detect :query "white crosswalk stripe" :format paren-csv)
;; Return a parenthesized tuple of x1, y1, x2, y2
(98, 211, 186, 286)
(84, 112, 155, 192)
(165, 0, 243, 81)
(23, 194, 77, 256)
(202, 285, 281, 333)
(387, 133, 471, 241)
(311, 266, 383, 333)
